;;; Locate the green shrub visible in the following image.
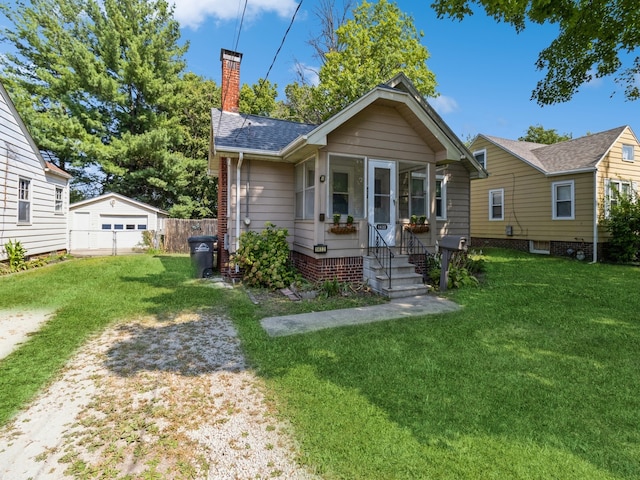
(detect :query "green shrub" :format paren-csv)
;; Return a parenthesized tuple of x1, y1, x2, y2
(232, 222, 297, 289)
(426, 250, 483, 289)
(602, 192, 640, 263)
(4, 239, 27, 272)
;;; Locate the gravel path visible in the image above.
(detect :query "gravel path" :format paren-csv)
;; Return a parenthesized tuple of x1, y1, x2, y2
(0, 311, 317, 479)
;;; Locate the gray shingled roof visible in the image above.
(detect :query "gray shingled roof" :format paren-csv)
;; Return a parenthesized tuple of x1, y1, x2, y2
(485, 126, 627, 174)
(212, 109, 317, 152)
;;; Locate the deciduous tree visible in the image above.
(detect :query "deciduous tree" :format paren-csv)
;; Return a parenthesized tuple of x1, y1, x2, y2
(286, 0, 437, 122)
(519, 125, 572, 144)
(431, 0, 640, 104)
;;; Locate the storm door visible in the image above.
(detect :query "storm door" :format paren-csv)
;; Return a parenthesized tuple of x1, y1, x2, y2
(367, 159, 396, 246)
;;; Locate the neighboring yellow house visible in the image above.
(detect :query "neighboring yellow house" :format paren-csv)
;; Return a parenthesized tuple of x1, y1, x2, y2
(469, 126, 640, 262)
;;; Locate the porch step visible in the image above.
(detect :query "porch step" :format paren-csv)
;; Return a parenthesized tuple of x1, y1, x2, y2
(363, 254, 429, 299)
(381, 283, 429, 299)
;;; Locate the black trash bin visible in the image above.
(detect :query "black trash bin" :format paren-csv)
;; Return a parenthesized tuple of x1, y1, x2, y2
(187, 235, 216, 278)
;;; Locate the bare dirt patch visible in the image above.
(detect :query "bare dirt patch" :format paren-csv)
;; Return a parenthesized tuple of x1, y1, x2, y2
(0, 311, 317, 479)
(0, 308, 55, 360)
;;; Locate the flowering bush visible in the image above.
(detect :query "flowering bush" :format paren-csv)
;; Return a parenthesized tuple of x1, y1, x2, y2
(232, 222, 297, 289)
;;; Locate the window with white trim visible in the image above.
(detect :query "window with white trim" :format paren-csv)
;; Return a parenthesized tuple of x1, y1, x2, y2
(604, 178, 636, 217)
(489, 188, 504, 220)
(18, 178, 31, 223)
(473, 149, 486, 169)
(436, 175, 447, 220)
(295, 159, 315, 219)
(552, 180, 574, 220)
(328, 155, 364, 218)
(399, 169, 427, 219)
(55, 187, 63, 213)
(622, 144, 635, 162)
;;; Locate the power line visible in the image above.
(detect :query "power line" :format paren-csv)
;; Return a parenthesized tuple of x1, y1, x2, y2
(232, 0, 305, 142)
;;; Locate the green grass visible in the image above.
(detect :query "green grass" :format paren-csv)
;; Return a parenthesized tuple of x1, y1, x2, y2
(230, 249, 640, 479)
(0, 254, 227, 423)
(2, 250, 639, 479)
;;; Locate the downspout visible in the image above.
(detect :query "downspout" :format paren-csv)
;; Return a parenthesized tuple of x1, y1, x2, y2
(592, 168, 599, 263)
(235, 152, 244, 255)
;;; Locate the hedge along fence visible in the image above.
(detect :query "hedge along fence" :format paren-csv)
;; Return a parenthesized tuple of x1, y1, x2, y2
(163, 218, 218, 253)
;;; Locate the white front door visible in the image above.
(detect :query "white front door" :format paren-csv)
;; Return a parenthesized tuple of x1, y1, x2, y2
(368, 159, 396, 246)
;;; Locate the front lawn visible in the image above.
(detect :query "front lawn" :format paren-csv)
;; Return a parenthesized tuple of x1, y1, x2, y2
(232, 249, 640, 479)
(1, 250, 638, 479)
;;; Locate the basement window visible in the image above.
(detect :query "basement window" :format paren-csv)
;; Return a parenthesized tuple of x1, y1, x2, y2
(529, 240, 550, 255)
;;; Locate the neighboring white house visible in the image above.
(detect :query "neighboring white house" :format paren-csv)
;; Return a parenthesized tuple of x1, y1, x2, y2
(0, 82, 72, 261)
(69, 192, 168, 254)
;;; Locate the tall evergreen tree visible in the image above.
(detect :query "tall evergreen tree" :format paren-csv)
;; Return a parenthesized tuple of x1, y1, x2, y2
(0, 0, 190, 210)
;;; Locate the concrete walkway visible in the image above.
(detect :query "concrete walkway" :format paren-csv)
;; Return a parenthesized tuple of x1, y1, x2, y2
(260, 295, 460, 337)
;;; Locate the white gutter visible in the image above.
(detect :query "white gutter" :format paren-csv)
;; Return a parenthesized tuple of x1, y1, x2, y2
(592, 168, 598, 263)
(235, 152, 244, 254)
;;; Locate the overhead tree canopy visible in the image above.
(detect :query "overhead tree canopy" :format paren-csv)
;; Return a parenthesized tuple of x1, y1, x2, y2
(431, 0, 640, 104)
(518, 125, 572, 144)
(285, 0, 437, 122)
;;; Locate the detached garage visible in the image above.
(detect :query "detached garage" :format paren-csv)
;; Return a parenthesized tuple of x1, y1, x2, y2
(69, 193, 168, 254)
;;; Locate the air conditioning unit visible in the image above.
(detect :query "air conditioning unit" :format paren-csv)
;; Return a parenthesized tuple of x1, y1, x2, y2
(505, 225, 513, 236)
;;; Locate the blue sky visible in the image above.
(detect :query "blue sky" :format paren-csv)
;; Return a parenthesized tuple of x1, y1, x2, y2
(174, 0, 640, 142)
(1, 0, 637, 141)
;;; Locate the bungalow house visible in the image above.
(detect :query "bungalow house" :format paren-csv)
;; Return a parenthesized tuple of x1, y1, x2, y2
(0, 81, 71, 262)
(210, 49, 486, 296)
(469, 126, 640, 261)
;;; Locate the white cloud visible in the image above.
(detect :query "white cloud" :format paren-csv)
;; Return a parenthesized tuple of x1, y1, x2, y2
(428, 95, 459, 114)
(172, 0, 299, 30)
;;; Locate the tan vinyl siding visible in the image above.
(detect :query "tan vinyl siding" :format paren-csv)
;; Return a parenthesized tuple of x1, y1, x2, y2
(325, 105, 436, 163)
(228, 159, 295, 250)
(436, 163, 471, 238)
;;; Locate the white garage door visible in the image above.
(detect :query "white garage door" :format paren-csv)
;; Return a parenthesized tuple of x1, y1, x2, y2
(99, 215, 148, 250)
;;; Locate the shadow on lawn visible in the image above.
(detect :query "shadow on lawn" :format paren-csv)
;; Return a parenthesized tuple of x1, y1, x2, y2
(264, 313, 640, 478)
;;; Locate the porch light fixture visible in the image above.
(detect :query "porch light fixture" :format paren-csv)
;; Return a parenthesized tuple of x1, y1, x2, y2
(313, 244, 328, 254)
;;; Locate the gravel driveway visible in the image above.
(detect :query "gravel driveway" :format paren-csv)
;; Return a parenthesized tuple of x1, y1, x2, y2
(0, 310, 317, 479)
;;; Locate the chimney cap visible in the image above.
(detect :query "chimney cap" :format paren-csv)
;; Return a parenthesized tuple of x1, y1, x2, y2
(220, 48, 243, 63)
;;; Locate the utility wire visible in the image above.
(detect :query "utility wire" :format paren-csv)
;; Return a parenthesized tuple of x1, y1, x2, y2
(233, 0, 305, 141)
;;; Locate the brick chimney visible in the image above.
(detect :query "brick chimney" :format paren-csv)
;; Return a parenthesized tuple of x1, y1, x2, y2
(220, 49, 243, 113)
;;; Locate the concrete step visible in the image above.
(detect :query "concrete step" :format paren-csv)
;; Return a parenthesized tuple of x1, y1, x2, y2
(375, 272, 424, 287)
(381, 283, 429, 299)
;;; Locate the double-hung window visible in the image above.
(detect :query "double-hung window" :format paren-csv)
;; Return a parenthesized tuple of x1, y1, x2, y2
(552, 180, 574, 220)
(295, 159, 315, 219)
(399, 169, 427, 219)
(622, 144, 635, 162)
(55, 187, 63, 213)
(489, 188, 504, 220)
(605, 179, 635, 217)
(18, 178, 31, 223)
(328, 155, 364, 218)
(436, 175, 447, 220)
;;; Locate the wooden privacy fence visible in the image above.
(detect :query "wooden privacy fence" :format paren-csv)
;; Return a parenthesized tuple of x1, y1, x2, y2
(163, 218, 218, 253)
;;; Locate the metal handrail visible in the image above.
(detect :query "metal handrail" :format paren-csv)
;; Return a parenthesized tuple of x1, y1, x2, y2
(367, 224, 394, 289)
(400, 225, 433, 282)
